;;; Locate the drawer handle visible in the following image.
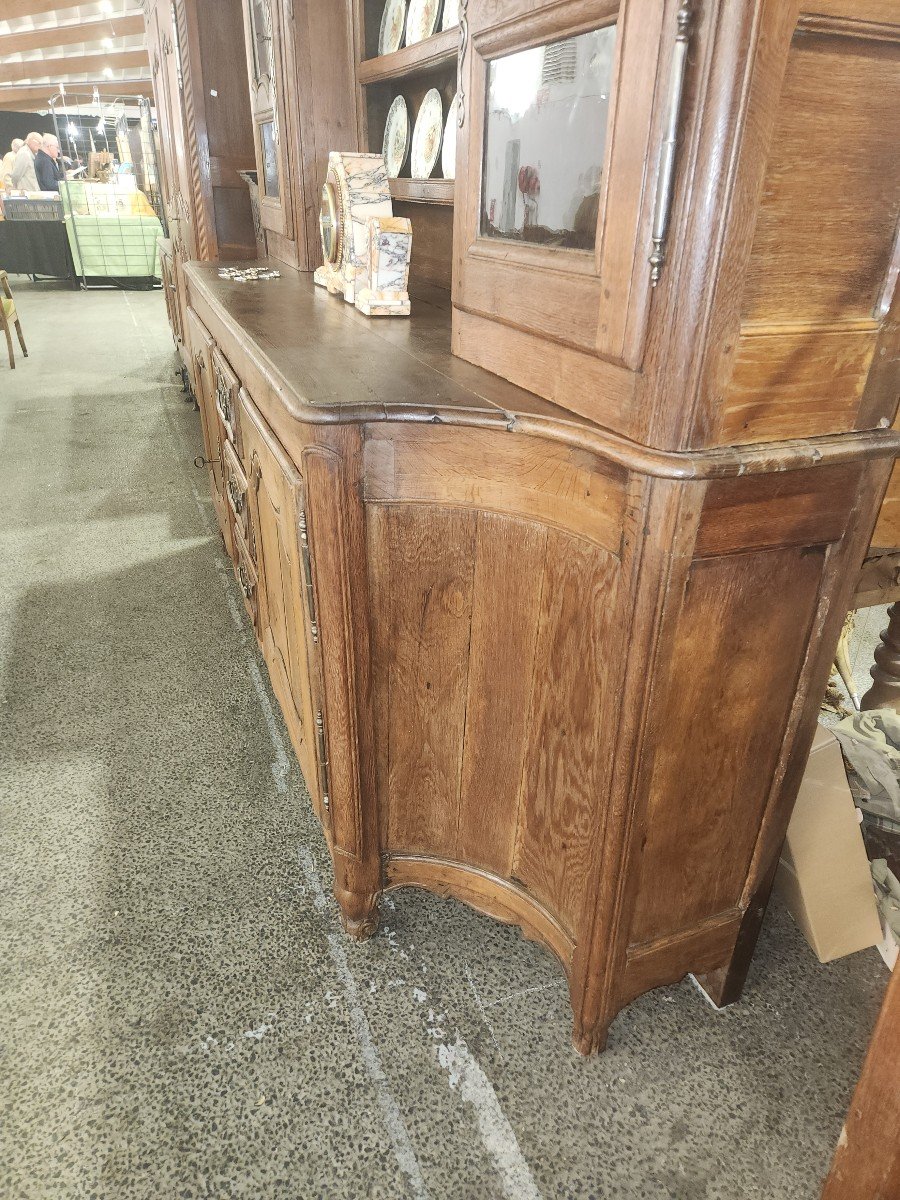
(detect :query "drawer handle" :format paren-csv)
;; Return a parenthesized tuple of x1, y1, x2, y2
(194, 454, 219, 468)
(238, 563, 254, 600)
(228, 477, 244, 514)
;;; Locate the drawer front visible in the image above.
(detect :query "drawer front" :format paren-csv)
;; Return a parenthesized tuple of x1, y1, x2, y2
(223, 438, 254, 558)
(211, 346, 241, 452)
(232, 529, 258, 630)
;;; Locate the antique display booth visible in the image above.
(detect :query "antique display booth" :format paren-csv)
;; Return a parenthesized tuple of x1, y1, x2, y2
(144, 0, 900, 1053)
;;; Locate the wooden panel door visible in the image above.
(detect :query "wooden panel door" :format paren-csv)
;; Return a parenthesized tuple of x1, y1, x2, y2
(240, 391, 319, 804)
(452, 0, 675, 428)
(241, 0, 295, 241)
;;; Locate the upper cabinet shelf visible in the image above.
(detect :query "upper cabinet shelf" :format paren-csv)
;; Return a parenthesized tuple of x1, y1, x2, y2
(359, 26, 458, 85)
(389, 178, 454, 205)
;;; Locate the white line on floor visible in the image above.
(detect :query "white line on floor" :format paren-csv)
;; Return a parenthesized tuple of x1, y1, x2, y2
(436, 1034, 543, 1200)
(298, 847, 431, 1200)
(464, 962, 502, 1053)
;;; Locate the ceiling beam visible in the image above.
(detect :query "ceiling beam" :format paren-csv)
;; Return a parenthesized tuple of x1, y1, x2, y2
(0, 0, 111, 19)
(0, 80, 151, 109)
(1, 48, 148, 83)
(0, 13, 144, 57)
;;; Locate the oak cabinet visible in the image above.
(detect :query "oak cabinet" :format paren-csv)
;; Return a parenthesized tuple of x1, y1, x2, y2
(183, 259, 899, 1053)
(165, 0, 900, 1057)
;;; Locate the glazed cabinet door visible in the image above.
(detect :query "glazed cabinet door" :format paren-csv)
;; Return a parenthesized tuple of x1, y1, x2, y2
(239, 390, 320, 805)
(241, 0, 295, 240)
(185, 307, 233, 557)
(453, 0, 682, 432)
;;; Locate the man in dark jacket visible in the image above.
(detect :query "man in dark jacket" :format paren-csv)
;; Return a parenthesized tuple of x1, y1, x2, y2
(35, 134, 65, 192)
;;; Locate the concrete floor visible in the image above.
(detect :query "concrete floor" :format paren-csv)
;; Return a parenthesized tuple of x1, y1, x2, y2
(0, 279, 889, 1200)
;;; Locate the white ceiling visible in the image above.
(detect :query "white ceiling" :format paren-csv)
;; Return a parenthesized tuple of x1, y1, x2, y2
(0, 2, 139, 37)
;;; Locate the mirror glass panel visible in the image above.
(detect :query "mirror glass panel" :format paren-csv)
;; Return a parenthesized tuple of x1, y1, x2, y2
(249, 0, 274, 85)
(261, 121, 279, 198)
(480, 26, 616, 250)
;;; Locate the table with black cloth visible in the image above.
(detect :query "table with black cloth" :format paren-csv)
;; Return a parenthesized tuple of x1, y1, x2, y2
(0, 220, 77, 282)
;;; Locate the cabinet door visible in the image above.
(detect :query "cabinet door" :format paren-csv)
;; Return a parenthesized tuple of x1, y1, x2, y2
(185, 307, 233, 556)
(240, 389, 320, 804)
(453, 0, 674, 425)
(242, 0, 295, 240)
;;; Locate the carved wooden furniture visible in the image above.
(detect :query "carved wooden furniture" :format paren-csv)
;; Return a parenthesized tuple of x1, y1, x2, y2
(822, 957, 900, 1199)
(159, 0, 900, 1053)
(142, 0, 257, 368)
(0, 271, 27, 370)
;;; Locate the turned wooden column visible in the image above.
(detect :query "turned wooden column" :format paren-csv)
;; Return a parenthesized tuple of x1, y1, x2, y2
(860, 603, 900, 712)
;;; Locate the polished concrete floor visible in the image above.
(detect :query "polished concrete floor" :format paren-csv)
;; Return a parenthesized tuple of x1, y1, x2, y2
(0, 279, 888, 1200)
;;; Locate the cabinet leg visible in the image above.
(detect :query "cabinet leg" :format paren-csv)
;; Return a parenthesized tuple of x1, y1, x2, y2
(860, 602, 900, 713)
(571, 1018, 611, 1057)
(333, 876, 381, 942)
(694, 878, 773, 1008)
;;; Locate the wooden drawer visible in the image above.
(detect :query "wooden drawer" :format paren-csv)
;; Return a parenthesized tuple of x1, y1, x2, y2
(211, 345, 242, 453)
(223, 438, 254, 558)
(232, 528, 258, 630)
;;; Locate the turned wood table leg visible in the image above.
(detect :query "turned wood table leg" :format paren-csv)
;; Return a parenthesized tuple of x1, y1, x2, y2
(861, 602, 900, 712)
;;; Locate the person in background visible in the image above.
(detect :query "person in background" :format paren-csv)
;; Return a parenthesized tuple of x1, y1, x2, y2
(0, 138, 24, 189)
(10, 132, 43, 192)
(35, 133, 64, 192)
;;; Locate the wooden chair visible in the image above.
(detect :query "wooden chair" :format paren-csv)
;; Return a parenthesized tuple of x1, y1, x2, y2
(0, 270, 27, 369)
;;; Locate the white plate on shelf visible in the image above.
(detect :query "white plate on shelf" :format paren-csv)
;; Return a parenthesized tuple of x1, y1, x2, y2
(411, 88, 443, 179)
(441, 0, 459, 30)
(378, 0, 406, 55)
(405, 0, 440, 46)
(441, 92, 458, 179)
(382, 95, 410, 178)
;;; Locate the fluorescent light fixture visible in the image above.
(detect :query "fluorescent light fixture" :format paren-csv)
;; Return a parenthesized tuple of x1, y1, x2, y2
(102, 37, 114, 49)
(103, 66, 114, 78)
(67, 123, 78, 136)
(100, 0, 114, 12)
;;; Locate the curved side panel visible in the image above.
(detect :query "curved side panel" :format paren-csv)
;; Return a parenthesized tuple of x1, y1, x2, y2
(384, 855, 575, 973)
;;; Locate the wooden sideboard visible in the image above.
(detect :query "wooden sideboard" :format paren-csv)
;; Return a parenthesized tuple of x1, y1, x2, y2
(144, 0, 900, 1053)
(183, 261, 898, 1053)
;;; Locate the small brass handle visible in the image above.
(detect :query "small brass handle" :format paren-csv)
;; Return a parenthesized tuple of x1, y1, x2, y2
(193, 454, 219, 468)
(228, 477, 244, 514)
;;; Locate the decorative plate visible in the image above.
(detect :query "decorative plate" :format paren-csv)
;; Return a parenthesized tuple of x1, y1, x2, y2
(441, 0, 459, 30)
(405, 0, 440, 46)
(411, 88, 443, 179)
(378, 0, 406, 56)
(441, 92, 458, 179)
(382, 95, 410, 179)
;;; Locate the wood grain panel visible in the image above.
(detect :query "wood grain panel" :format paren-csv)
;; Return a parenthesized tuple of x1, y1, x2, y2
(376, 505, 477, 856)
(457, 514, 547, 877)
(620, 909, 742, 1008)
(741, 30, 900, 324)
(695, 462, 860, 558)
(822, 960, 900, 1200)
(720, 328, 877, 443)
(629, 545, 825, 944)
(872, 460, 900, 549)
(364, 425, 627, 554)
(513, 530, 621, 935)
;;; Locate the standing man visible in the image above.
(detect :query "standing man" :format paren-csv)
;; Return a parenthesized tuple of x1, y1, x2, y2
(10, 132, 43, 192)
(0, 138, 24, 189)
(35, 134, 65, 192)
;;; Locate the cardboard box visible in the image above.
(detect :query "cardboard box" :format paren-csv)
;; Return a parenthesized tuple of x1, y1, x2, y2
(774, 723, 882, 963)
